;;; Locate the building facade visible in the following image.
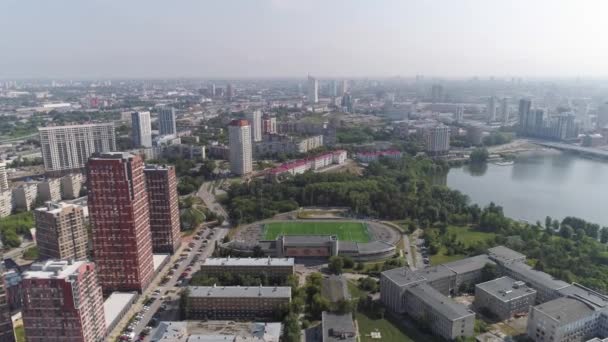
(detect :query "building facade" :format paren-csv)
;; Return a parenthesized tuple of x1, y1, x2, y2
(0, 161, 8, 192)
(87, 152, 154, 294)
(262, 114, 277, 134)
(158, 107, 177, 136)
(39, 123, 116, 173)
(131, 111, 152, 148)
(12, 183, 37, 211)
(474, 276, 536, 320)
(424, 124, 450, 155)
(246, 110, 262, 142)
(0, 263, 14, 342)
(308, 75, 318, 104)
(37, 178, 62, 202)
(186, 286, 291, 320)
(228, 120, 253, 175)
(21, 260, 106, 342)
(200, 258, 294, 281)
(144, 165, 181, 254)
(34, 202, 88, 261)
(0, 191, 12, 218)
(60, 173, 84, 200)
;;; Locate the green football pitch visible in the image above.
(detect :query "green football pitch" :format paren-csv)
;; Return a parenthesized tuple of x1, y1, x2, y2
(263, 221, 371, 243)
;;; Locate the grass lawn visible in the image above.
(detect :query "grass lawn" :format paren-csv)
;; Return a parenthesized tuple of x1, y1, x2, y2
(430, 250, 466, 265)
(430, 226, 496, 265)
(447, 225, 496, 245)
(263, 221, 370, 243)
(356, 311, 415, 342)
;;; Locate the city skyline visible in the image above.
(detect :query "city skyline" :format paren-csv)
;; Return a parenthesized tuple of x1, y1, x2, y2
(2, 0, 608, 79)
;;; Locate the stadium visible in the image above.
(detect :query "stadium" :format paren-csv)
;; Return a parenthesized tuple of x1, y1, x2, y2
(222, 212, 400, 261)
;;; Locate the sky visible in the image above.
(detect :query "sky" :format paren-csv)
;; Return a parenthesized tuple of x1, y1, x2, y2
(1, 0, 608, 79)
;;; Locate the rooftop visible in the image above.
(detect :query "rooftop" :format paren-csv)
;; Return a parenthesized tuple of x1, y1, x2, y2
(443, 254, 493, 275)
(202, 257, 294, 267)
(281, 235, 335, 245)
(38, 122, 114, 130)
(35, 201, 82, 215)
(533, 297, 596, 326)
(23, 260, 86, 280)
(558, 284, 608, 310)
(503, 261, 570, 290)
(487, 246, 526, 264)
(151, 321, 282, 342)
(406, 283, 474, 320)
(476, 276, 536, 302)
(104, 292, 137, 329)
(322, 275, 351, 302)
(89, 152, 135, 160)
(322, 312, 357, 342)
(189, 286, 291, 299)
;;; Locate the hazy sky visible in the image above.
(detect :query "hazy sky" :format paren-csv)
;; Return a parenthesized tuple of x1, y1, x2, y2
(2, 0, 608, 79)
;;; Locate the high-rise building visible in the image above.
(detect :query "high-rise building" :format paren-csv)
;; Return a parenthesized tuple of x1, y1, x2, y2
(262, 114, 277, 135)
(226, 83, 234, 100)
(228, 120, 253, 175)
(12, 183, 37, 211)
(37, 178, 62, 202)
(330, 80, 338, 97)
(0, 263, 14, 342)
(246, 110, 262, 142)
(341, 80, 349, 95)
(144, 165, 181, 254)
(424, 124, 450, 155)
(342, 93, 353, 113)
(0, 191, 12, 218)
(208, 83, 216, 98)
(486, 96, 497, 123)
(0, 161, 8, 192)
(500, 98, 509, 124)
(87, 152, 154, 293)
(158, 107, 177, 136)
(518, 99, 532, 133)
(39, 123, 116, 173)
(431, 84, 443, 103)
(454, 105, 464, 122)
(34, 202, 88, 261)
(60, 173, 84, 200)
(21, 260, 106, 342)
(131, 111, 152, 148)
(308, 75, 318, 104)
(598, 103, 608, 130)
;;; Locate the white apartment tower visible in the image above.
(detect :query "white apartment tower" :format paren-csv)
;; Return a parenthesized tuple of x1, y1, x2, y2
(0, 161, 7, 192)
(228, 120, 253, 175)
(487, 96, 497, 123)
(308, 75, 319, 104)
(425, 124, 451, 155)
(158, 107, 177, 135)
(39, 123, 116, 172)
(131, 111, 152, 148)
(246, 110, 262, 142)
(500, 98, 509, 124)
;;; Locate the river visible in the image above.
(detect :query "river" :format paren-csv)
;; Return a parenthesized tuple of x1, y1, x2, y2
(445, 149, 608, 226)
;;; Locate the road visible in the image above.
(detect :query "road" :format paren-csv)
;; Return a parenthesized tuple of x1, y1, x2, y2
(402, 233, 416, 271)
(129, 226, 228, 341)
(197, 181, 230, 226)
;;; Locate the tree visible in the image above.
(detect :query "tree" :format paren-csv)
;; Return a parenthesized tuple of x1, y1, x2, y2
(358, 277, 379, 292)
(180, 207, 205, 230)
(342, 256, 355, 269)
(560, 224, 574, 239)
(601, 227, 608, 244)
(469, 148, 489, 163)
(333, 299, 354, 314)
(179, 288, 190, 320)
(545, 216, 552, 230)
(328, 256, 344, 274)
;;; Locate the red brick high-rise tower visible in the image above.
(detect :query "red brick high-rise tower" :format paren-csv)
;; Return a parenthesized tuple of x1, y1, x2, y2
(87, 152, 153, 294)
(144, 164, 181, 254)
(21, 260, 106, 342)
